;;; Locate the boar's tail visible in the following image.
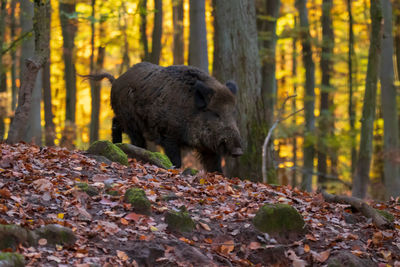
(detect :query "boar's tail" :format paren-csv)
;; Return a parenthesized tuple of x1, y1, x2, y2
(81, 73, 116, 84)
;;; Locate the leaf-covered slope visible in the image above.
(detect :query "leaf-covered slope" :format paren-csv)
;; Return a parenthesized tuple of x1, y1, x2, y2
(0, 143, 399, 266)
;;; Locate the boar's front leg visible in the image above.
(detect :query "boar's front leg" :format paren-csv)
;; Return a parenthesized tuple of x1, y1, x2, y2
(126, 125, 147, 149)
(198, 152, 222, 173)
(161, 140, 181, 168)
(112, 117, 123, 143)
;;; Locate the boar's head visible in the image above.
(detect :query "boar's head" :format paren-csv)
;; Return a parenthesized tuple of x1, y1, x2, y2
(190, 79, 243, 158)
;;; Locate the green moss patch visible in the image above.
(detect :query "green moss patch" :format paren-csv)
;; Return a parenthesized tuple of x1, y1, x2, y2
(0, 252, 25, 267)
(0, 224, 35, 250)
(124, 188, 151, 215)
(165, 206, 195, 232)
(76, 182, 99, 196)
(87, 140, 128, 165)
(376, 209, 395, 223)
(147, 151, 173, 169)
(34, 224, 76, 246)
(253, 204, 305, 234)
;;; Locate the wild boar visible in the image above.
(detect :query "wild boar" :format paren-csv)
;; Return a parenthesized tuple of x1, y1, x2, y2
(85, 62, 243, 172)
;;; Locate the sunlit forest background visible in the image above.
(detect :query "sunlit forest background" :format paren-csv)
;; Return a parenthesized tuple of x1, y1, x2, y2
(1, 0, 400, 200)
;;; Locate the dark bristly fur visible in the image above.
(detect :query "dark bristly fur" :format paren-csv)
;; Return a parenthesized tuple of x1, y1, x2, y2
(85, 62, 243, 173)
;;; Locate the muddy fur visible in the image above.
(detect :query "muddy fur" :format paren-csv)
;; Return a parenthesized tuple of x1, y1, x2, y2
(85, 62, 243, 172)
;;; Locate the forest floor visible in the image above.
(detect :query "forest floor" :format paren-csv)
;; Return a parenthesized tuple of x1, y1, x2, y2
(0, 142, 399, 266)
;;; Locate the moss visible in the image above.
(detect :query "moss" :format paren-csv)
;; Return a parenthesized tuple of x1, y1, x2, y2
(87, 140, 128, 165)
(77, 182, 99, 196)
(106, 190, 119, 196)
(376, 209, 395, 223)
(0, 224, 35, 250)
(182, 168, 199, 176)
(165, 206, 195, 232)
(124, 188, 151, 215)
(147, 151, 173, 169)
(0, 252, 25, 267)
(34, 224, 76, 246)
(253, 204, 305, 234)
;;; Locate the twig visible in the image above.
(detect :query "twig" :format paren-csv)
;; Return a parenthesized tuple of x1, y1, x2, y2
(1, 30, 33, 56)
(262, 94, 304, 183)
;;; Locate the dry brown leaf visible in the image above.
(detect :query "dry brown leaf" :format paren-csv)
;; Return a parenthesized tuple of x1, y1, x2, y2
(199, 222, 211, 231)
(248, 242, 261, 250)
(117, 250, 129, 261)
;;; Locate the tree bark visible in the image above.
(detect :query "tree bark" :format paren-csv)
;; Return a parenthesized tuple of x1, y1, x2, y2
(119, 2, 131, 75)
(296, 0, 316, 192)
(213, 0, 264, 179)
(7, 0, 50, 145)
(10, 0, 18, 112)
(20, 0, 42, 145)
(317, 0, 334, 185)
(0, 0, 6, 141)
(172, 0, 184, 65)
(395, 3, 400, 81)
(139, 0, 150, 61)
(347, 0, 357, 177)
(150, 0, 163, 65)
(380, 0, 400, 199)
(189, 0, 209, 72)
(292, 15, 298, 187)
(59, 0, 77, 124)
(352, 0, 383, 198)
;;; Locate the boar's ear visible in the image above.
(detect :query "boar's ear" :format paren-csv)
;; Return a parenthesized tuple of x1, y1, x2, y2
(194, 80, 214, 109)
(226, 81, 238, 95)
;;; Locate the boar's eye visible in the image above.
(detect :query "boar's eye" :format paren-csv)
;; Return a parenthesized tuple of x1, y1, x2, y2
(226, 81, 238, 95)
(194, 80, 214, 109)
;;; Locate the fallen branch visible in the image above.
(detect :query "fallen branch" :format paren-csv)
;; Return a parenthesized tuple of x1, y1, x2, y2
(319, 189, 393, 229)
(262, 94, 304, 183)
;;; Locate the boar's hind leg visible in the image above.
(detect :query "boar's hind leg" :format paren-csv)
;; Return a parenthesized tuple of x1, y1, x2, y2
(161, 140, 181, 168)
(112, 117, 123, 143)
(126, 128, 147, 149)
(199, 152, 222, 173)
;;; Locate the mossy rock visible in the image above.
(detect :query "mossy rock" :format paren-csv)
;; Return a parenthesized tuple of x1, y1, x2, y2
(0, 252, 25, 267)
(376, 209, 395, 223)
(87, 141, 128, 166)
(182, 168, 199, 176)
(76, 182, 99, 196)
(0, 224, 36, 250)
(106, 189, 119, 196)
(34, 224, 76, 246)
(124, 188, 151, 215)
(327, 251, 376, 267)
(116, 143, 172, 169)
(165, 206, 195, 232)
(253, 204, 305, 234)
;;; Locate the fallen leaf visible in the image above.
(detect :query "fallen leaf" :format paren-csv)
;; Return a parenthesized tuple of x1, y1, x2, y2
(199, 222, 211, 231)
(220, 239, 235, 254)
(248, 242, 261, 250)
(0, 188, 11, 198)
(304, 244, 310, 253)
(117, 250, 129, 261)
(38, 238, 47, 246)
(125, 212, 144, 222)
(120, 218, 129, 225)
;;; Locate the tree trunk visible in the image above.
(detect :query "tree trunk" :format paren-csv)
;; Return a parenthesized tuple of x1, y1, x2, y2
(59, 1, 77, 124)
(347, 0, 357, 177)
(139, 0, 150, 61)
(7, 0, 50, 145)
(259, 0, 280, 184)
(10, 0, 18, 112)
(20, 0, 42, 145)
(119, 2, 131, 75)
(395, 4, 400, 81)
(43, 60, 55, 146)
(189, 0, 209, 72)
(90, 21, 106, 144)
(352, 0, 383, 198)
(317, 0, 333, 185)
(296, 0, 316, 192)
(380, 0, 400, 199)
(0, 0, 6, 141)
(150, 0, 163, 65)
(292, 15, 298, 187)
(173, 0, 184, 65)
(213, 0, 265, 180)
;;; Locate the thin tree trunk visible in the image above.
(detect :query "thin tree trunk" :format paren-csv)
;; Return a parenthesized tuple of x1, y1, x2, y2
(213, 0, 264, 179)
(380, 0, 400, 199)
(317, 0, 334, 185)
(173, 0, 184, 65)
(10, 0, 18, 112)
(347, 0, 357, 176)
(189, 0, 208, 72)
(0, 0, 6, 141)
(43, 60, 55, 146)
(296, 0, 316, 192)
(20, 0, 42, 145)
(352, 0, 383, 198)
(7, 0, 50, 145)
(119, 2, 131, 74)
(150, 0, 162, 65)
(292, 15, 298, 187)
(139, 0, 150, 61)
(395, 4, 400, 80)
(59, 1, 77, 124)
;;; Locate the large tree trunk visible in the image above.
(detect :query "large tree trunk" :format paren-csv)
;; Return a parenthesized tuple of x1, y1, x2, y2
(0, 0, 6, 141)
(258, 0, 280, 184)
(189, 0, 209, 72)
(213, 0, 265, 180)
(20, 0, 42, 145)
(347, 0, 357, 177)
(10, 0, 18, 112)
(59, 0, 77, 124)
(395, 3, 400, 81)
(172, 0, 184, 65)
(7, 0, 50, 145)
(296, 0, 316, 192)
(380, 0, 399, 199)
(317, 0, 334, 185)
(352, 0, 383, 198)
(150, 0, 163, 65)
